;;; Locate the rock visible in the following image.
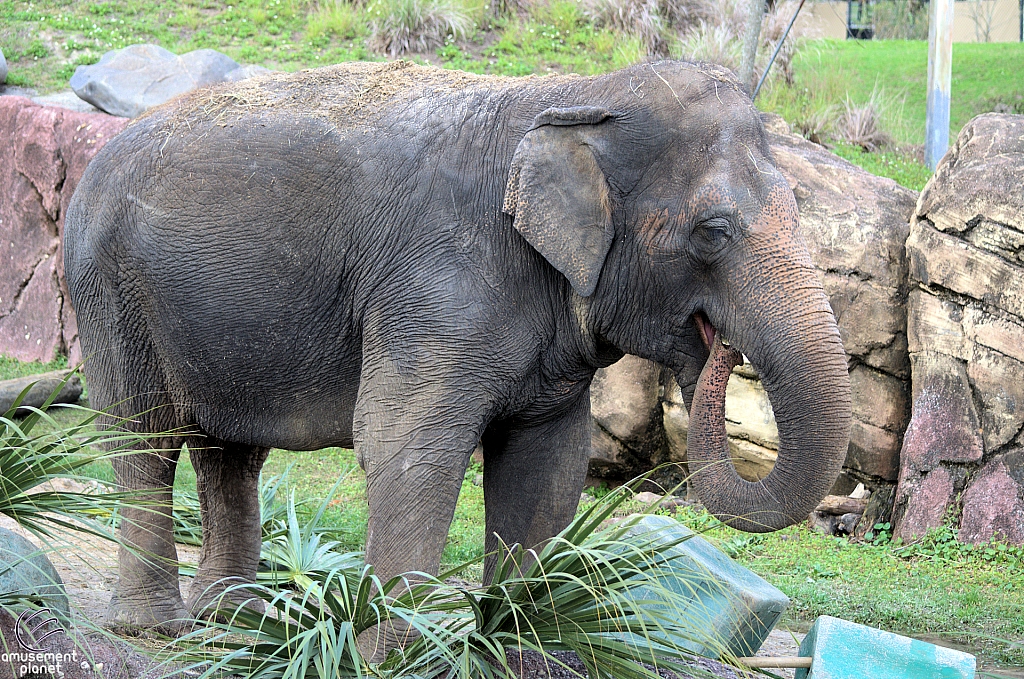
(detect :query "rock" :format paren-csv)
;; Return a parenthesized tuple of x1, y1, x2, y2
(0, 370, 83, 414)
(960, 452, 1024, 545)
(808, 511, 838, 535)
(897, 113, 1024, 544)
(224, 64, 270, 82)
(0, 96, 128, 362)
(0, 527, 69, 618)
(70, 44, 239, 118)
(0, 49, 6, 84)
(916, 114, 1024, 236)
(893, 352, 982, 541)
(767, 126, 917, 380)
(32, 90, 100, 114)
(895, 466, 955, 541)
(835, 512, 861, 535)
(588, 355, 668, 478)
(853, 483, 895, 540)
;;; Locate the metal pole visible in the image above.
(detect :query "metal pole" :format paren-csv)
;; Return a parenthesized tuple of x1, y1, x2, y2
(753, 0, 807, 100)
(925, 0, 954, 170)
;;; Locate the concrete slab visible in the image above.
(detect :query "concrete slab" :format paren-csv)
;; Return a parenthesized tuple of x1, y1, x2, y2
(795, 616, 976, 679)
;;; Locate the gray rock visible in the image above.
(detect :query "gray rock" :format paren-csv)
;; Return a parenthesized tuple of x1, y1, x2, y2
(31, 89, 100, 114)
(70, 43, 239, 118)
(224, 64, 270, 82)
(0, 527, 69, 618)
(0, 48, 7, 84)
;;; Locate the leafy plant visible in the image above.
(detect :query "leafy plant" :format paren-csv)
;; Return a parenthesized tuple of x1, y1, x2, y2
(164, 482, 728, 678)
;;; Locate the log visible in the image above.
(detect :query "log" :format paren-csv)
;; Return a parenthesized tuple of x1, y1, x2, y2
(814, 495, 868, 516)
(0, 371, 83, 414)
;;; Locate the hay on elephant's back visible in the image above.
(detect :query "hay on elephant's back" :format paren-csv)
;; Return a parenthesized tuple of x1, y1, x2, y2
(157, 60, 519, 130)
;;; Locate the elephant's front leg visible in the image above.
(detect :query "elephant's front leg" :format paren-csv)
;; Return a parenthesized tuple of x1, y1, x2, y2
(354, 374, 490, 659)
(186, 439, 269, 617)
(480, 394, 592, 584)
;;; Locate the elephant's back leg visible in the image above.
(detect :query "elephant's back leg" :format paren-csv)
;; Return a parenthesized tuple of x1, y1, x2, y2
(68, 230, 191, 632)
(185, 438, 269, 617)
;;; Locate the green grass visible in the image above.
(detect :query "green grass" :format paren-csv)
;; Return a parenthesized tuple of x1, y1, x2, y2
(828, 141, 933, 192)
(680, 507, 1024, 669)
(764, 39, 1024, 148)
(0, 354, 68, 380)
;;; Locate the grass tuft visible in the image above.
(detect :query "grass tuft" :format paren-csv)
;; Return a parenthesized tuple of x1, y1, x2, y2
(366, 0, 474, 55)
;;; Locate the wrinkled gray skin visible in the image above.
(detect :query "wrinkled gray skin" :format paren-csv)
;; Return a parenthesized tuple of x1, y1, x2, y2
(64, 60, 851, 638)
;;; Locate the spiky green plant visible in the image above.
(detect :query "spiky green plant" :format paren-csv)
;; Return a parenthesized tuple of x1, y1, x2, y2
(258, 482, 362, 591)
(163, 481, 729, 678)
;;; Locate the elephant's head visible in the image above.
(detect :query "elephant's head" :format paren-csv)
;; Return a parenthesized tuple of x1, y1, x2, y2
(503, 61, 852, 531)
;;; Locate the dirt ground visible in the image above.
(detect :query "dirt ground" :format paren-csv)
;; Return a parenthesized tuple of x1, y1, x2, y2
(0, 480, 804, 678)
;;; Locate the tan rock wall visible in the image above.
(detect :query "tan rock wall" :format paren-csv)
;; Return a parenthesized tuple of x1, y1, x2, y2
(894, 114, 1024, 544)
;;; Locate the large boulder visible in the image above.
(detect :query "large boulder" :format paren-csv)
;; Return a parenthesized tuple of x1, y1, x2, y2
(70, 44, 239, 118)
(0, 96, 128, 363)
(0, 49, 7, 85)
(0, 527, 69, 618)
(894, 113, 1024, 544)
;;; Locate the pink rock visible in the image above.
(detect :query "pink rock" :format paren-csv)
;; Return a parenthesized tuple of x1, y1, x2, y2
(894, 466, 954, 541)
(0, 95, 128, 364)
(960, 455, 1024, 545)
(0, 257, 63, 363)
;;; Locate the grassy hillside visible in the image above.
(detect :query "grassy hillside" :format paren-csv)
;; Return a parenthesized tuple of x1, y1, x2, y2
(762, 39, 1024, 147)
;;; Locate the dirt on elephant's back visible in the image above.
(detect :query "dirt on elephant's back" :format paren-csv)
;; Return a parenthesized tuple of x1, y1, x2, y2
(145, 59, 552, 132)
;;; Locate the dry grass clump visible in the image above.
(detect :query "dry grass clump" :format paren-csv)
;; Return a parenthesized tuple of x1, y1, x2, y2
(836, 94, 891, 151)
(582, 0, 714, 54)
(366, 0, 474, 56)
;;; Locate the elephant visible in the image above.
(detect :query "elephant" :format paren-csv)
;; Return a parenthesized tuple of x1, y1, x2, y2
(64, 59, 852, 635)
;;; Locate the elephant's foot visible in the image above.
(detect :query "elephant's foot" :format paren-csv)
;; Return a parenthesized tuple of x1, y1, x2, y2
(186, 576, 265, 621)
(106, 593, 191, 637)
(357, 618, 421, 663)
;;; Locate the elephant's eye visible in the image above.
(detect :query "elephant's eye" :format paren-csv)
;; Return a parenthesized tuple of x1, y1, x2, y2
(693, 216, 733, 257)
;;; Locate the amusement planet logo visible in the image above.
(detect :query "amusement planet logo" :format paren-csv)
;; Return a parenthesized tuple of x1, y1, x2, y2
(1, 608, 84, 678)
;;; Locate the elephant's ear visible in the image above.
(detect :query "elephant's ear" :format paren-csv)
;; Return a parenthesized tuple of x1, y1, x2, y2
(503, 106, 615, 298)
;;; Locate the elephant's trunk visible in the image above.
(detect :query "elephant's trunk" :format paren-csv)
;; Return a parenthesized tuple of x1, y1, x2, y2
(686, 290, 852, 532)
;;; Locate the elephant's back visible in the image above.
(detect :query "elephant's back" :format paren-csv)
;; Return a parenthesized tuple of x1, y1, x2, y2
(137, 60, 532, 134)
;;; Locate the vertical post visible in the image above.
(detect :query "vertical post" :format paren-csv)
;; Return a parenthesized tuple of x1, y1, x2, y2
(925, 0, 954, 170)
(739, 0, 766, 93)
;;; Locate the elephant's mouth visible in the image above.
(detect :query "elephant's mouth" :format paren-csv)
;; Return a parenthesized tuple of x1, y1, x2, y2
(693, 311, 717, 351)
